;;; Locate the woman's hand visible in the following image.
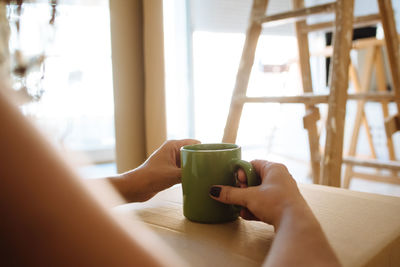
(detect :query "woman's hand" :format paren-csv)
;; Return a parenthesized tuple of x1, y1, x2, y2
(109, 139, 200, 202)
(209, 160, 341, 266)
(209, 160, 307, 227)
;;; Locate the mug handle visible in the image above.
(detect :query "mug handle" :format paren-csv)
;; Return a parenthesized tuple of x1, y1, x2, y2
(232, 159, 260, 187)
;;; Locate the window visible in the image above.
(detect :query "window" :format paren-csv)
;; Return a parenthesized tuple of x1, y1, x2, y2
(163, 0, 400, 185)
(7, 1, 115, 164)
(164, 0, 311, 182)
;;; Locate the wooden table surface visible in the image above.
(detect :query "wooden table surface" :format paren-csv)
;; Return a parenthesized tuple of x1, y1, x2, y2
(115, 184, 400, 267)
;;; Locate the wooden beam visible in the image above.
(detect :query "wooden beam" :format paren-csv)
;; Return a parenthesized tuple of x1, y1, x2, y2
(320, 0, 355, 187)
(293, 0, 321, 185)
(385, 114, 400, 136)
(378, 0, 400, 113)
(375, 48, 397, 178)
(303, 13, 381, 33)
(343, 156, 400, 171)
(238, 94, 328, 104)
(236, 92, 396, 104)
(222, 0, 269, 143)
(256, 2, 336, 26)
(351, 171, 400, 185)
(311, 36, 400, 58)
(303, 106, 321, 130)
(342, 52, 377, 189)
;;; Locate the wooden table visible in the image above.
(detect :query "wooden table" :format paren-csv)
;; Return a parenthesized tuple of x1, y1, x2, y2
(115, 184, 400, 267)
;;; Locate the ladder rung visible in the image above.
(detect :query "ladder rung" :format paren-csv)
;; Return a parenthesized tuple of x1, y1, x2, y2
(347, 92, 397, 101)
(343, 156, 400, 171)
(256, 3, 336, 26)
(303, 13, 381, 33)
(239, 94, 328, 104)
(312, 35, 400, 58)
(236, 92, 397, 104)
(351, 171, 400, 184)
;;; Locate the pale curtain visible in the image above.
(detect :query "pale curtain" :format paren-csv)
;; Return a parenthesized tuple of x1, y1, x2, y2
(109, 0, 167, 173)
(0, 3, 10, 87)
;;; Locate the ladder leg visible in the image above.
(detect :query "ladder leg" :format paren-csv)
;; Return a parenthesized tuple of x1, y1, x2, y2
(378, 0, 400, 114)
(321, 0, 355, 187)
(343, 65, 363, 188)
(293, 0, 321, 184)
(343, 50, 375, 188)
(362, 115, 377, 159)
(375, 48, 397, 160)
(222, 0, 269, 143)
(358, 48, 378, 160)
(375, 47, 398, 176)
(303, 108, 321, 184)
(377, 0, 400, 177)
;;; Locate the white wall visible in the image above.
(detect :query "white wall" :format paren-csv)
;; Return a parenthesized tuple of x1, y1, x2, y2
(308, 0, 400, 31)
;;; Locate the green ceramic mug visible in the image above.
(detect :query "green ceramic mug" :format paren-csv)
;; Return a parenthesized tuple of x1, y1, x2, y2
(180, 143, 259, 223)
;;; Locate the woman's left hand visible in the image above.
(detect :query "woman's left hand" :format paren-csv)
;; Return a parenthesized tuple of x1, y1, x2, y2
(110, 139, 200, 202)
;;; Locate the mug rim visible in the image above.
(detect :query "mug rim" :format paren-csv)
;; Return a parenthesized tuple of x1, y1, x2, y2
(181, 143, 239, 152)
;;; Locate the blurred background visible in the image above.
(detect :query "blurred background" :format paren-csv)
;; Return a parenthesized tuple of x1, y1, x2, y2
(3, 0, 400, 195)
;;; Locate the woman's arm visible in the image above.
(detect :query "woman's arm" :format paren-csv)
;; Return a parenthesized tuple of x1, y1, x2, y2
(210, 160, 341, 267)
(106, 139, 199, 203)
(0, 91, 184, 266)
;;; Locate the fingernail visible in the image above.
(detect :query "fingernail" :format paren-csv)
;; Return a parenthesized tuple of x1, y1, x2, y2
(209, 186, 221, 197)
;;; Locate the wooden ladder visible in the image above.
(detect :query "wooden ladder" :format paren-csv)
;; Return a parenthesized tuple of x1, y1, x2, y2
(222, 0, 400, 187)
(343, 38, 400, 187)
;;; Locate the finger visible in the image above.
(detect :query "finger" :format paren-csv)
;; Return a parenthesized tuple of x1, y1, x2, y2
(170, 139, 201, 153)
(172, 139, 201, 167)
(237, 168, 247, 188)
(240, 208, 259, 221)
(250, 159, 270, 176)
(209, 185, 250, 207)
(251, 159, 282, 182)
(175, 139, 201, 147)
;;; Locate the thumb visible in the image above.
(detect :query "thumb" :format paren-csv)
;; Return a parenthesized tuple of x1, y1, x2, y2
(209, 185, 250, 207)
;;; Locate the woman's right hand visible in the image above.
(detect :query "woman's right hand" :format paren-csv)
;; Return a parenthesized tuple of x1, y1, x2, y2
(209, 160, 309, 227)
